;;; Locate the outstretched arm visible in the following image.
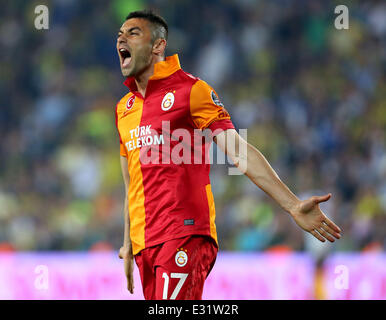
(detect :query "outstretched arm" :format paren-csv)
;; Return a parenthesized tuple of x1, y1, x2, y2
(214, 129, 342, 242)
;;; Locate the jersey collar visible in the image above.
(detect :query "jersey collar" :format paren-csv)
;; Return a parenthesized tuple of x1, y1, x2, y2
(123, 54, 181, 93)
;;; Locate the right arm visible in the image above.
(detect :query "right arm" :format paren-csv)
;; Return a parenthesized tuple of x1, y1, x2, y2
(118, 155, 134, 293)
(121, 156, 131, 250)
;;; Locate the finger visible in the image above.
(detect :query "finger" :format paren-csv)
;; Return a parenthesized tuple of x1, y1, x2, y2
(324, 216, 342, 233)
(310, 229, 326, 242)
(124, 259, 134, 293)
(314, 193, 331, 204)
(128, 276, 134, 294)
(317, 226, 335, 242)
(321, 221, 341, 239)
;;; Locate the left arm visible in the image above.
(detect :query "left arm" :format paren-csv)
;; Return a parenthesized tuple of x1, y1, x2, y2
(214, 129, 342, 242)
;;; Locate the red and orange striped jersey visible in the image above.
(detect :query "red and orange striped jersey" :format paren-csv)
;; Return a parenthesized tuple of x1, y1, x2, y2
(115, 54, 235, 255)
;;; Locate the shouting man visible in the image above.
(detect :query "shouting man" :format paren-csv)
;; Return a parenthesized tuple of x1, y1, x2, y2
(115, 10, 342, 300)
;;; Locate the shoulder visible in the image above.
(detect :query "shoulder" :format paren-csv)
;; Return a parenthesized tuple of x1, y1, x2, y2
(175, 70, 217, 99)
(173, 69, 201, 87)
(189, 78, 221, 104)
(191, 79, 213, 92)
(180, 69, 200, 82)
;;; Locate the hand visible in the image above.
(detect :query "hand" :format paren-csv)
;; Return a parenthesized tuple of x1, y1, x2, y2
(119, 246, 134, 293)
(290, 193, 342, 242)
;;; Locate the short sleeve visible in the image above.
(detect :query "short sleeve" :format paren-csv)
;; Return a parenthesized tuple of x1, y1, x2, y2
(120, 141, 127, 157)
(190, 80, 235, 134)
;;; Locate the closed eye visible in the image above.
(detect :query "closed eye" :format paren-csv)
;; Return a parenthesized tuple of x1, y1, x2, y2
(117, 31, 139, 39)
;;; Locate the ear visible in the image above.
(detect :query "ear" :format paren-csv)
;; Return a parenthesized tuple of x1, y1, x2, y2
(152, 38, 167, 56)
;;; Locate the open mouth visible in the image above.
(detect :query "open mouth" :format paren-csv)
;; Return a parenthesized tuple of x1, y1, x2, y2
(119, 48, 132, 68)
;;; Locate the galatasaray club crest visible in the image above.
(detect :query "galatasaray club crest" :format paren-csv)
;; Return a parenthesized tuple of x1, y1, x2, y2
(161, 92, 175, 111)
(126, 95, 135, 111)
(175, 248, 188, 267)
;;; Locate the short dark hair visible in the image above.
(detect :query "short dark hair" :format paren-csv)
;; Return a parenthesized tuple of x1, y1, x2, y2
(126, 10, 168, 42)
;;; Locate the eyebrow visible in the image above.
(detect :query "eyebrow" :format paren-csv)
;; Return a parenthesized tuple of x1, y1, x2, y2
(118, 27, 142, 34)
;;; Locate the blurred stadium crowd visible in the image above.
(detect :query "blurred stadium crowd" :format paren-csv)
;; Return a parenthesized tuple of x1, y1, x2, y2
(0, 0, 385, 257)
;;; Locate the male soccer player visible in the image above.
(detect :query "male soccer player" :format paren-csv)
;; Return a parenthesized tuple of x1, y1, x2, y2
(115, 10, 342, 300)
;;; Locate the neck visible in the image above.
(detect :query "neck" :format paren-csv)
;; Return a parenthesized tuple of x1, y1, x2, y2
(134, 55, 165, 97)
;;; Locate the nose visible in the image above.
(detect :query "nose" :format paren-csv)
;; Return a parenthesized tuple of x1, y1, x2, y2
(117, 33, 127, 44)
